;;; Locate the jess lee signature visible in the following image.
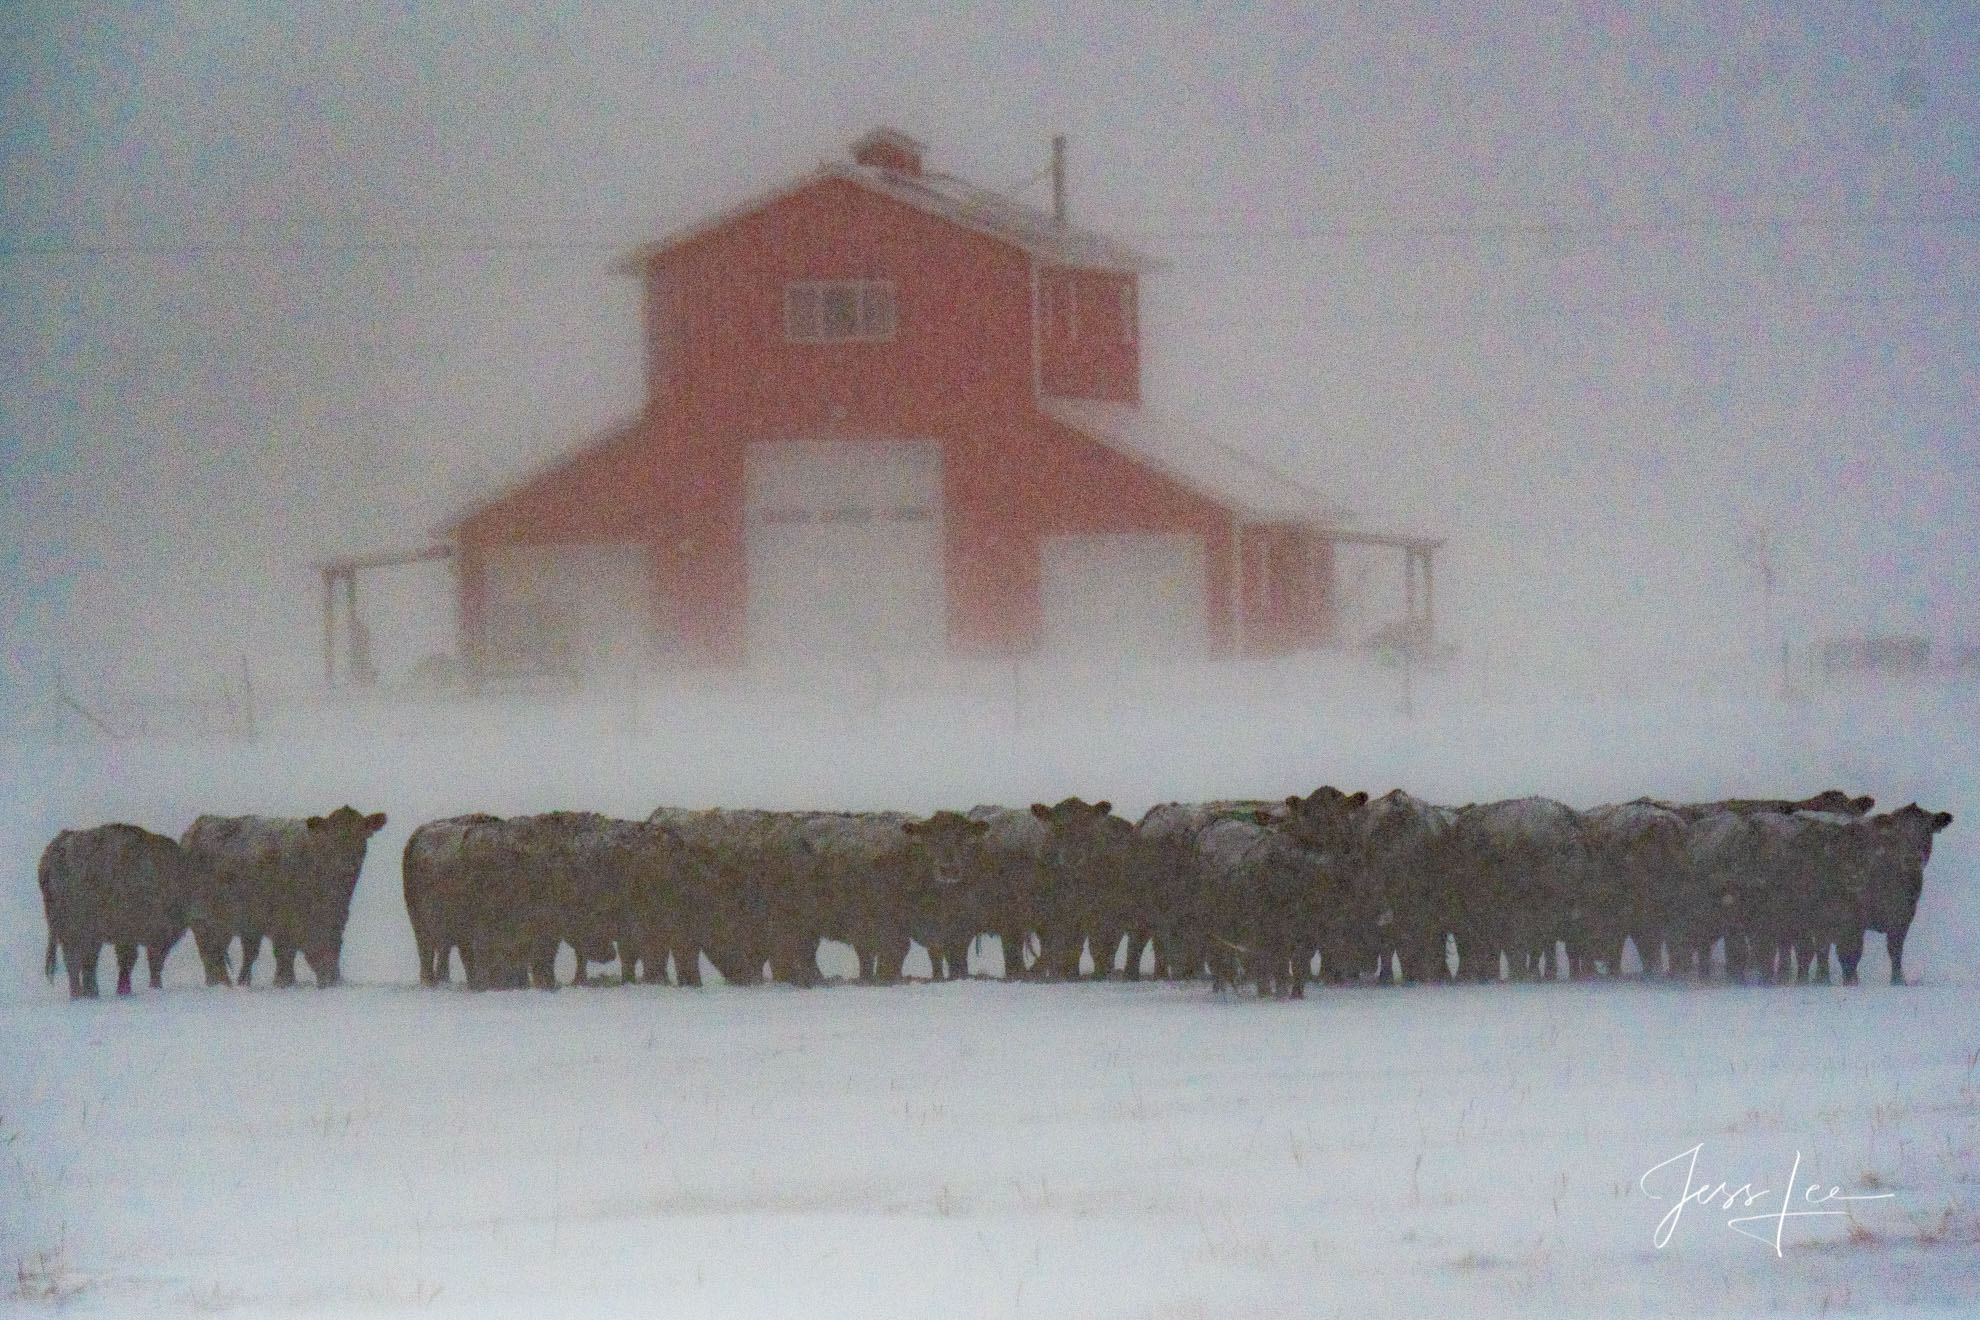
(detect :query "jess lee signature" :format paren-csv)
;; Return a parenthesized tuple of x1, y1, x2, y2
(1639, 1144, 1894, 1254)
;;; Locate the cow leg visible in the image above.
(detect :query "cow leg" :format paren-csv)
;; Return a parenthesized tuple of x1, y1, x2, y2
(1887, 925, 1910, 986)
(193, 925, 233, 986)
(270, 941, 298, 988)
(776, 937, 820, 988)
(306, 945, 341, 988)
(1063, 936, 1090, 982)
(675, 950, 703, 987)
(144, 942, 166, 989)
(530, 938, 559, 990)
(237, 931, 264, 986)
(64, 938, 101, 998)
(1026, 931, 1058, 981)
(1122, 930, 1149, 981)
(942, 937, 972, 980)
(113, 943, 138, 996)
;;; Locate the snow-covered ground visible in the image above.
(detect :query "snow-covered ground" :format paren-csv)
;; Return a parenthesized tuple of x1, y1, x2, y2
(4, 662, 1977, 1315)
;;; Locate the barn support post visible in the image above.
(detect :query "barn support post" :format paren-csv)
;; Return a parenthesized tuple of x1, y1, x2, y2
(1404, 549, 1417, 626)
(343, 568, 376, 686)
(1228, 520, 1246, 659)
(1421, 549, 1436, 644)
(321, 568, 336, 688)
(314, 545, 454, 692)
(1306, 529, 1445, 658)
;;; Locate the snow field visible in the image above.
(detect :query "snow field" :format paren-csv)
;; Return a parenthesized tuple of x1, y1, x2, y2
(3, 672, 1976, 1314)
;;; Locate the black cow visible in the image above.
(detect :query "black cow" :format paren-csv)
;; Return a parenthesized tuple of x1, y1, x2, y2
(1331, 789, 1453, 984)
(402, 814, 502, 986)
(617, 818, 754, 986)
(1131, 800, 1285, 981)
(1026, 798, 1138, 981)
(181, 807, 386, 987)
(900, 810, 994, 980)
(40, 824, 200, 998)
(1193, 814, 1343, 998)
(645, 806, 948, 985)
(411, 812, 649, 990)
(1582, 800, 1691, 977)
(1840, 803, 1953, 985)
(794, 810, 948, 983)
(897, 800, 1130, 981)
(1450, 797, 1590, 981)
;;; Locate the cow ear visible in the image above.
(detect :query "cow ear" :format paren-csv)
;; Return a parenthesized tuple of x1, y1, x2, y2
(1350, 792, 1369, 807)
(306, 816, 326, 832)
(1030, 803, 1053, 821)
(1854, 796, 1876, 813)
(1285, 795, 1302, 810)
(1936, 811, 1954, 831)
(1094, 801, 1111, 816)
(901, 820, 923, 836)
(365, 812, 387, 833)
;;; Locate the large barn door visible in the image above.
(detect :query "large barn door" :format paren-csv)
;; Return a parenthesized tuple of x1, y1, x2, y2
(1040, 532, 1209, 660)
(744, 440, 945, 664)
(481, 542, 668, 679)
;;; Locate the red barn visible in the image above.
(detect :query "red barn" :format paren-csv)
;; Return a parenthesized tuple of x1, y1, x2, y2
(446, 129, 1434, 678)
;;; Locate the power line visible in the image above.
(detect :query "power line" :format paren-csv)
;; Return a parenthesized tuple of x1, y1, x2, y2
(1, 212, 1974, 261)
(0, 238, 632, 259)
(1133, 213, 1980, 242)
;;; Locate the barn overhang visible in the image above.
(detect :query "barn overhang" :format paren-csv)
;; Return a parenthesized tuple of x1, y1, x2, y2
(1038, 398, 1446, 654)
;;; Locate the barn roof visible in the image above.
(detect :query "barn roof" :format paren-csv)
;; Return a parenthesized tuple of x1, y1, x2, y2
(1041, 399, 1442, 550)
(1040, 398, 1346, 526)
(619, 158, 1157, 275)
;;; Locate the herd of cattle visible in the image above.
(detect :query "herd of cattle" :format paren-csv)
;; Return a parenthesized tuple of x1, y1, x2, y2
(37, 789, 1951, 999)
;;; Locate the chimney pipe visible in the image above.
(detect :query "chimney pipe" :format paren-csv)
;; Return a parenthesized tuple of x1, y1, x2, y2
(1051, 134, 1067, 225)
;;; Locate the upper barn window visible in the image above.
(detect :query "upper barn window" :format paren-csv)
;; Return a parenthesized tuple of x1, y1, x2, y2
(785, 279, 897, 342)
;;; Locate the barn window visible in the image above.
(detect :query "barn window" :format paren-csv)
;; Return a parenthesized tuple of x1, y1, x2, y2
(785, 280, 896, 342)
(1042, 275, 1079, 340)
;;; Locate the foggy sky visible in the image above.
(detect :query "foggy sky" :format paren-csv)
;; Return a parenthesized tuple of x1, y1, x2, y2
(3, 1, 1975, 710)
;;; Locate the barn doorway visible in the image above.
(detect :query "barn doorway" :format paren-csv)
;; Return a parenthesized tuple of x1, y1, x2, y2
(743, 439, 946, 665)
(1039, 531, 1210, 660)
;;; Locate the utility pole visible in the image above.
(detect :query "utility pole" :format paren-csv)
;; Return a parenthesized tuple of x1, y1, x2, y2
(1051, 135, 1067, 224)
(1738, 521, 1778, 686)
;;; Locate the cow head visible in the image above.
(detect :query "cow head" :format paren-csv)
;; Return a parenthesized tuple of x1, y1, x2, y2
(1863, 804, 1953, 928)
(307, 807, 389, 838)
(1279, 786, 1368, 853)
(1030, 797, 1113, 825)
(902, 811, 991, 886)
(1029, 798, 1129, 881)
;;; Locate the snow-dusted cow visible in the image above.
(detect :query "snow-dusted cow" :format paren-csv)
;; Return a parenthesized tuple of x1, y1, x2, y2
(1843, 803, 1953, 985)
(40, 823, 200, 997)
(182, 807, 386, 987)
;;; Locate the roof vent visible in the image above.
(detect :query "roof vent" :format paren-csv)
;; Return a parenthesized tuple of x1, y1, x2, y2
(851, 127, 926, 177)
